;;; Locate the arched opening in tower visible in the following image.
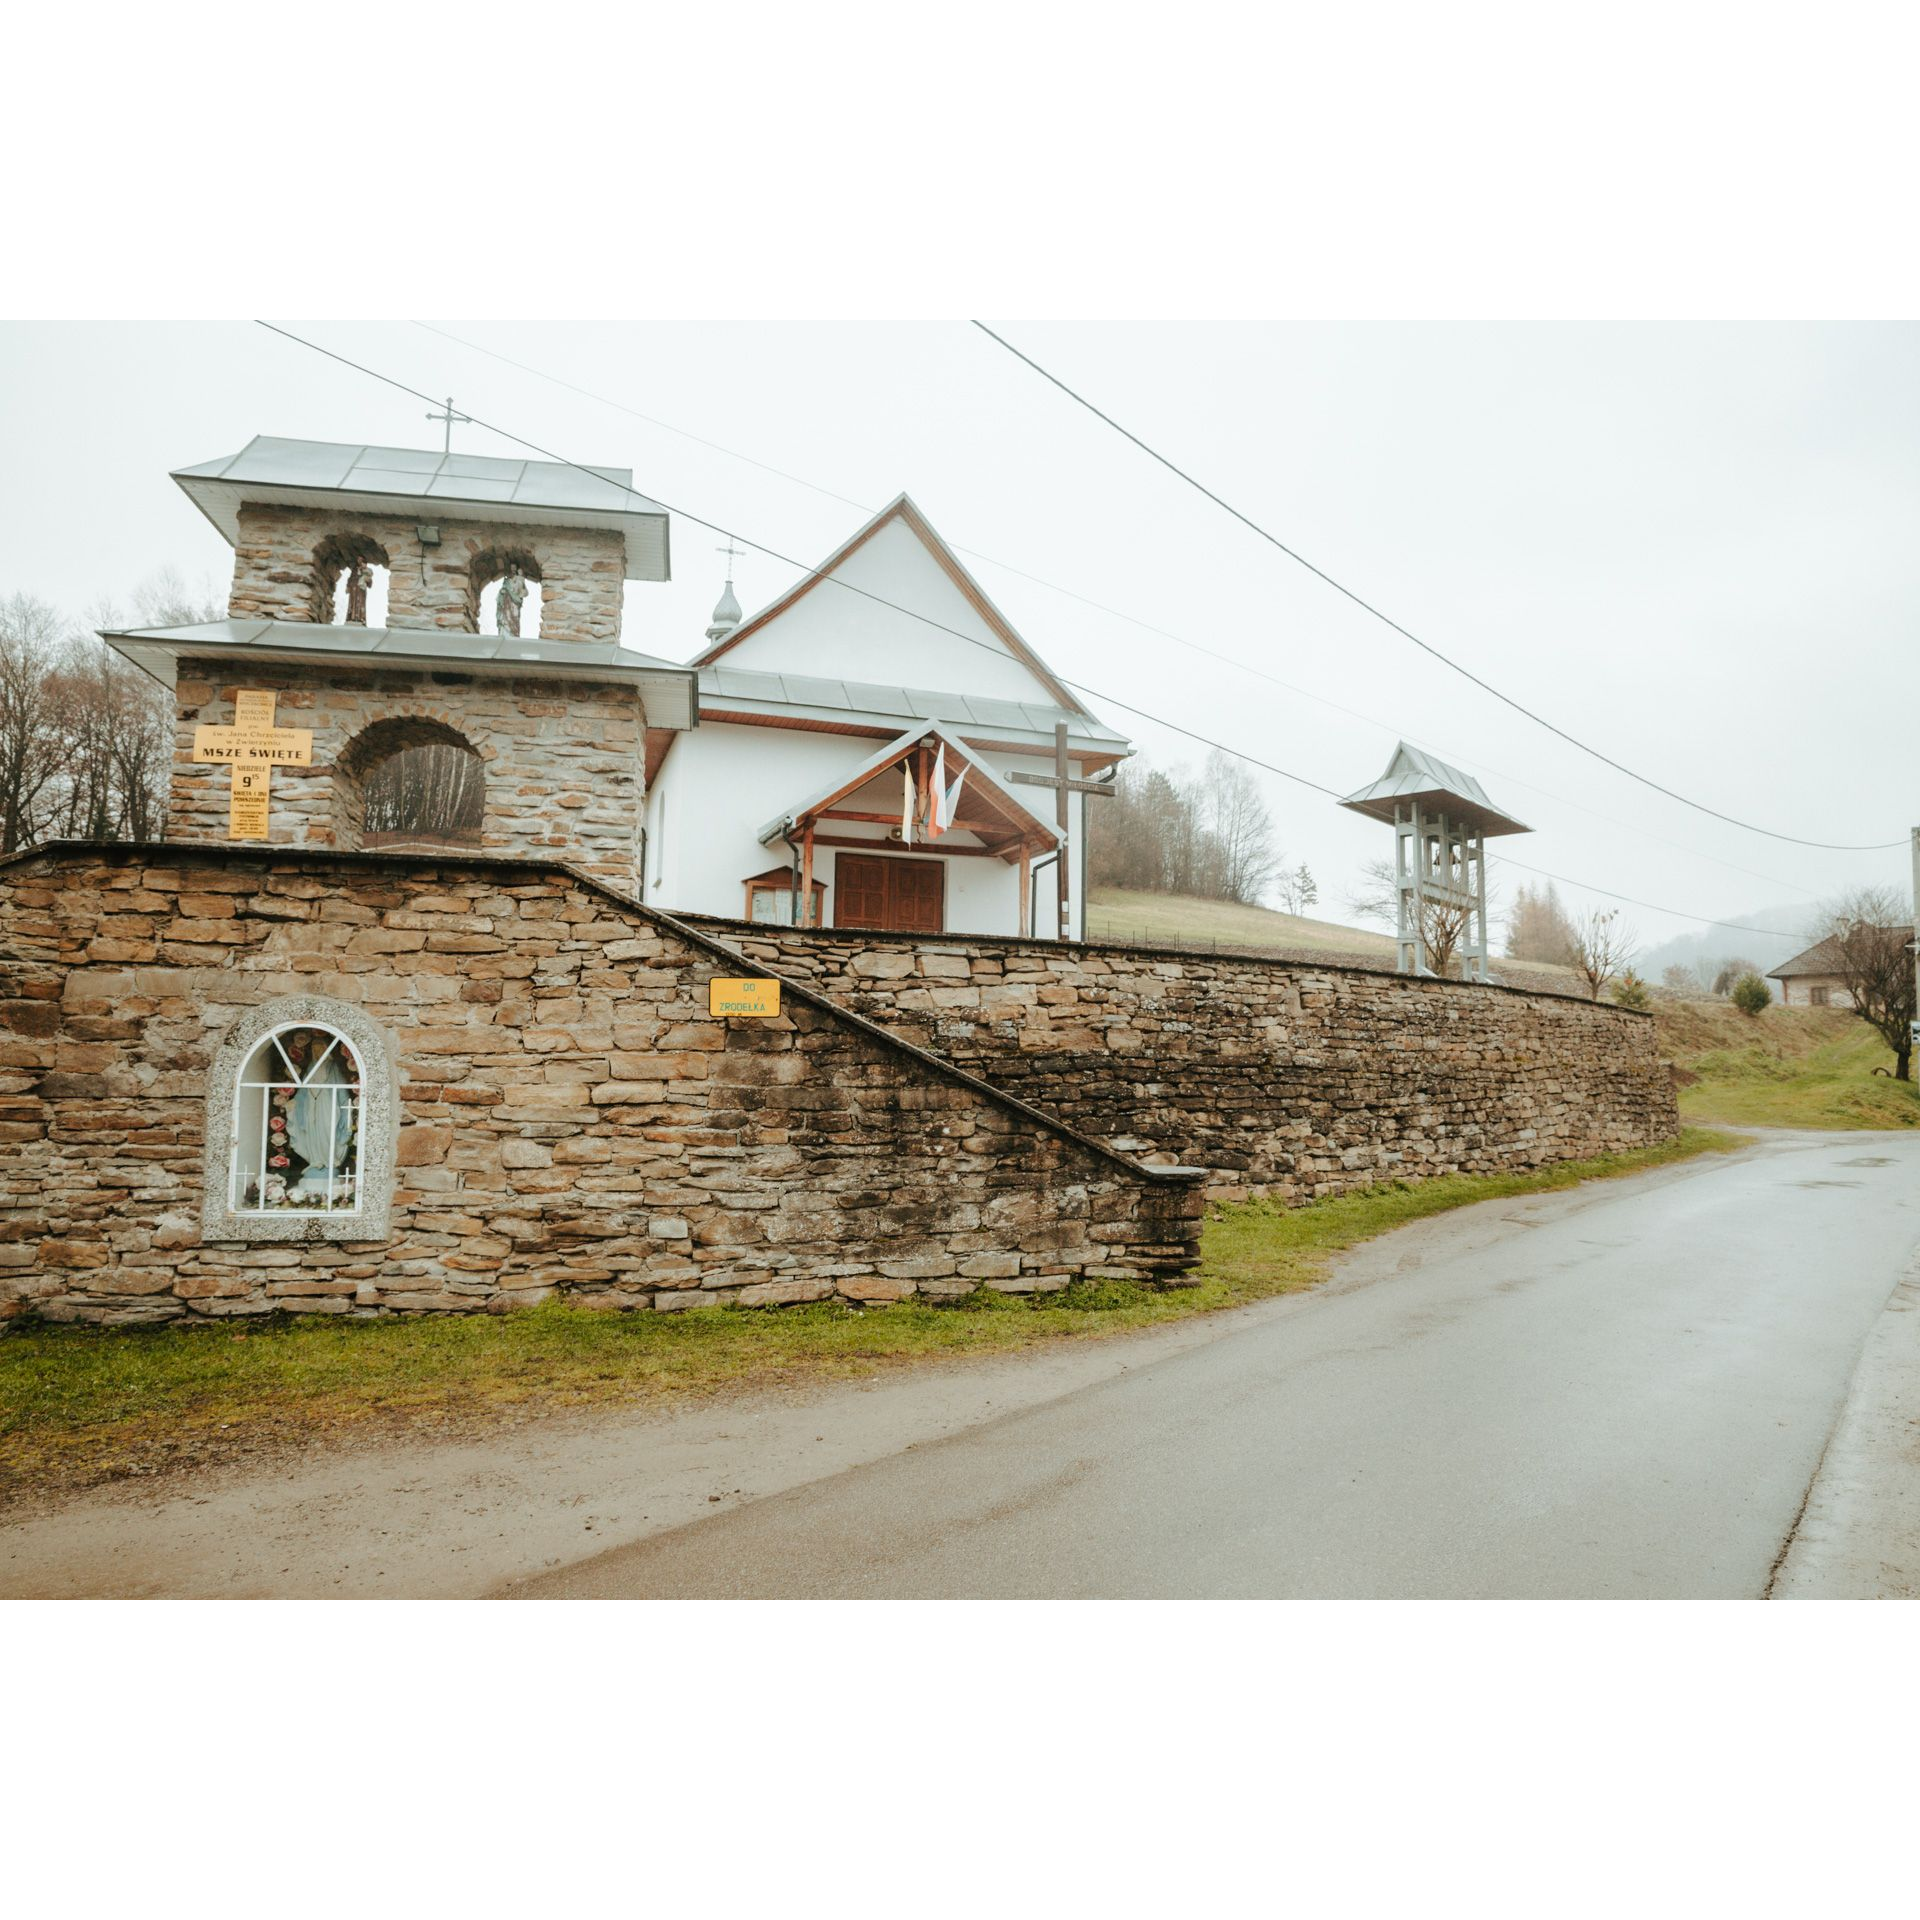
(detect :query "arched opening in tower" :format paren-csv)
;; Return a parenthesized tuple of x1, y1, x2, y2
(332, 716, 484, 851)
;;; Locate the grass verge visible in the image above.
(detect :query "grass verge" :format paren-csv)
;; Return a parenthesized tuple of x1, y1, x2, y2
(0, 1127, 1742, 1502)
(1673, 1021, 1920, 1130)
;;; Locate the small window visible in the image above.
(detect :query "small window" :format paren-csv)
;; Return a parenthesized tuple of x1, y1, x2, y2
(230, 1023, 362, 1215)
(743, 868, 826, 926)
(1810, 985, 1830, 1007)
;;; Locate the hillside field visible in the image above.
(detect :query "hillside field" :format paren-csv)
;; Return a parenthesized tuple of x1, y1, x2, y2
(1085, 887, 1585, 992)
(1657, 999, 1920, 1130)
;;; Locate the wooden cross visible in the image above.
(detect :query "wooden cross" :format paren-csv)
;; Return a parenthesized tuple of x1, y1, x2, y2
(191, 690, 314, 841)
(1007, 721, 1116, 940)
(425, 396, 472, 454)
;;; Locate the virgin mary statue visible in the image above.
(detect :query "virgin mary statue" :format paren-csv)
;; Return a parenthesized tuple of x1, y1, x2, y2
(283, 1029, 356, 1197)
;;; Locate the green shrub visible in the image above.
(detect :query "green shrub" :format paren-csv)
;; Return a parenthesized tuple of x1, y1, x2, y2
(1610, 970, 1652, 1011)
(1731, 971, 1772, 1016)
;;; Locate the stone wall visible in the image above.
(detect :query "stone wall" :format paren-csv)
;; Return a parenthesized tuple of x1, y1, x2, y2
(166, 664, 646, 891)
(0, 846, 1202, 1326)
(688, 918, 1680, 1201)
(228, 503, 626, 646)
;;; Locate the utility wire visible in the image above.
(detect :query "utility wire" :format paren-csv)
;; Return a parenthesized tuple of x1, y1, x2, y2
(251, 319, 1853, 943)
(410, 318, 1824, 903)
(970, 318, 1906, 855)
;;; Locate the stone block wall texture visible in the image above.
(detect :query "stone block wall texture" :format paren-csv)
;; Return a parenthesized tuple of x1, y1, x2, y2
(227, 503, 627, 645)
(0, 847, 1202, 1326)
(686, 919, 1680, 1201)
(166, 663, 646, 890)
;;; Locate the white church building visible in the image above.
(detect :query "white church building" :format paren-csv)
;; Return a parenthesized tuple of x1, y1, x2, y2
(644, 494, 1130, 938)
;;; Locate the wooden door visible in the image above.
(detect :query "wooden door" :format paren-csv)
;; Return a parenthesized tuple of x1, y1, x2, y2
(833, 853, 945, 933)
(890, 857, 944, 933)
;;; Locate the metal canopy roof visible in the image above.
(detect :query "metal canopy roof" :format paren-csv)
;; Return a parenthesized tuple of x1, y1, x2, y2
(101, 620, 700, 731)
(701, 664, 1128, 753)
(1339, 741, 1530, 838)
(173, 436, 672, 581)
(755, 720, 1061, 852)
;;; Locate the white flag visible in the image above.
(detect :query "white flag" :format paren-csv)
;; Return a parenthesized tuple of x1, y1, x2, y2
(943, 763, 967, 832)
(901, 764, 914, 846)
(928, 745, 948, 836)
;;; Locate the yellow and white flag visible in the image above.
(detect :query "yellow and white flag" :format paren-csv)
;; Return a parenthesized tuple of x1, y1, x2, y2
(901, 763, 915, 846)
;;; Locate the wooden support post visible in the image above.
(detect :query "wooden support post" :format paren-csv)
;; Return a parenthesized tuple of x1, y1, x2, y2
(799, 825, 815, 928)
(1004, 723, 1116, 943)
(1018, 843, 1031, 938)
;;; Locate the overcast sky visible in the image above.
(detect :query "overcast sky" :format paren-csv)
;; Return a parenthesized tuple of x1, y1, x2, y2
(3, 319, 1913, 951)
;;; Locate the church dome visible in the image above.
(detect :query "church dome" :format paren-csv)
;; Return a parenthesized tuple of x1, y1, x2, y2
(705, 579, 742, 642)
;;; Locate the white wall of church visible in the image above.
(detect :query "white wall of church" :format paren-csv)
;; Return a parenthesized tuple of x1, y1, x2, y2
(717, 517, 1054, 703)
(646, 721, 1085, 938)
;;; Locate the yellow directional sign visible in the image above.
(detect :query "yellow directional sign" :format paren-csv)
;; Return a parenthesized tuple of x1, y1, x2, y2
(709, 977, 782, 1018)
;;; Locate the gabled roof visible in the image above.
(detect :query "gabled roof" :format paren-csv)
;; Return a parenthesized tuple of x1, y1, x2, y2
(755, 719, 1061, 857)
(1339, 740, 1530, 839)
(691, 493, 1087, 715)
(172, 436, 671, 581)
(1768, 927, 1912, 979)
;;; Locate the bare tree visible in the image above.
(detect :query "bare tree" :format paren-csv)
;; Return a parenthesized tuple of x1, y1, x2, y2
(1348, 856, 1478, 977)
(1198, 750, 1280, 905)
(1822, 887, 1916, 1080)
(1570, 908, 1637, 1002)
(0, 589, 178, 854)
(131, 567, 224, 628)
(0, 594, 69, 852)
(362, 744, 484, 836)
(1087, 755, 1289, 908)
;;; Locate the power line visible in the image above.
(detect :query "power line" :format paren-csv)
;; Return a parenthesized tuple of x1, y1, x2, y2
(970, 318, 1906, 855)
(250, 319, 1849, 942)
(409, 318, 1824, 904)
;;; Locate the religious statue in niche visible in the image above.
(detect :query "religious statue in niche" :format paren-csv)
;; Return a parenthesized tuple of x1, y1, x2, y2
(233, 1024, 361, 1213)
(344, 557, 373, 625)
(495, 561, 528, 637)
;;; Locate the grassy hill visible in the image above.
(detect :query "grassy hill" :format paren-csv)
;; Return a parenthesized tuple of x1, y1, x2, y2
(1657, 999, 1920, 1130)
(1084, 887, 1585, 992)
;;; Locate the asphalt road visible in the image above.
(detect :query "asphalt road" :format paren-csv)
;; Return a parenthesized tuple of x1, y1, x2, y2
(512, 1133, 1920, 1599)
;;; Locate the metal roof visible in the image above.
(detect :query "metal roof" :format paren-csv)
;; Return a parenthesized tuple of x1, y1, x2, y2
(755, 720, 1062, 850)
(172, 436, 671, 581)
(1339, 741, 1530, 838)
(700, 664, 1128, 753)
(100, 620, 699, 731)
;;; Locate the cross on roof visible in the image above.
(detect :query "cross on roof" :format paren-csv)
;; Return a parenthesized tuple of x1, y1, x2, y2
(715, 537, 745, 582)
(425, 396, 473, 454)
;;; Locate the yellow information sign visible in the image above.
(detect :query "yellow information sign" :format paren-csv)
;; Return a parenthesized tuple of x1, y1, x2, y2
(192, 688, 314, 769)
(193, 691, 311, 840)
(709, 977, 782, 1018)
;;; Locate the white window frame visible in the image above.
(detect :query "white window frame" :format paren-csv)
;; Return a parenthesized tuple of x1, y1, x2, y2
(202, 997, 395, 1245)
(230, 1022, 364, 1219)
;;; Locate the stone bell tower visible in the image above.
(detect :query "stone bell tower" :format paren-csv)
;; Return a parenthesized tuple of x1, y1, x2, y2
(102, 435, 698, 891)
